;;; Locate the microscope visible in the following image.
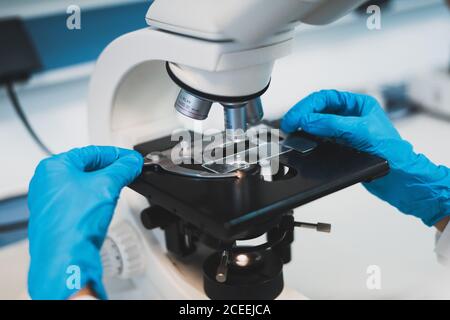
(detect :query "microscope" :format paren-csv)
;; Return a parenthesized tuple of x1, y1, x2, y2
(89, 0, 389, 299)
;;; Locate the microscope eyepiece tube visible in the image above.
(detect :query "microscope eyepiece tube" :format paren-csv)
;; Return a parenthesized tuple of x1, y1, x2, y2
(175, 89, 213, 120)
(245, 97, 264, 125)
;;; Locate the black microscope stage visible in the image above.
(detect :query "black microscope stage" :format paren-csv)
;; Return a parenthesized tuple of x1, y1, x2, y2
(131, 124, 389, 242)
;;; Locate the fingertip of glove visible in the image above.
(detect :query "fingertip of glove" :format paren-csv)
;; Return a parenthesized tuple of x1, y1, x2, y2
(123, 151, 144, 170)
(129, 152, 145, 178)
(114, 148, 143, 164)
(130, 150, 144, 162)
(280, 115, 298, 133)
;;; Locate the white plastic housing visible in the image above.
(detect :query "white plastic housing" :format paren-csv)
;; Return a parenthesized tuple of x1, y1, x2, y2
(88, 27, 294, 146)
(146, 0, 366, 97)
(168, 29, 294, 97)
(146, 0, 367, 43)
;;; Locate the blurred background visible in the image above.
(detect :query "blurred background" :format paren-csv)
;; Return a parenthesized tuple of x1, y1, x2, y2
(0, 0, 449, 299)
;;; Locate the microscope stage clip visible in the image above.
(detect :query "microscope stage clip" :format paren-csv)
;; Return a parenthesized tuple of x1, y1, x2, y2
(143, 151, 239, 179)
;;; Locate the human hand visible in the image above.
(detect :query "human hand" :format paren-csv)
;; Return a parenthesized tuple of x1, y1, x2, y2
(281, 90, 450, 227)
(28, 146, 143, 299)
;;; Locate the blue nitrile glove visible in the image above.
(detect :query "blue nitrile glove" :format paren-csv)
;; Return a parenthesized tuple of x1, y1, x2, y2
(281, 90, 450, 227)
(28, 146, 143, 300)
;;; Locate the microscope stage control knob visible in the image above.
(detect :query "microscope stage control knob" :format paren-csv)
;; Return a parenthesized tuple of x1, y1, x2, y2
(101, 221, 145, 279)
(294, 221, 332, 233)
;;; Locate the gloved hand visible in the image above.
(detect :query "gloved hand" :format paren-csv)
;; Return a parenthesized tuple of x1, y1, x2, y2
(281, 90, 450, 227)
(28, 146, 143, 300)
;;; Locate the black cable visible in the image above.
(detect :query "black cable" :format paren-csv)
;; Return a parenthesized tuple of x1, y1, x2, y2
(0, 219, 28, 233)
(4, 82, 53, 155)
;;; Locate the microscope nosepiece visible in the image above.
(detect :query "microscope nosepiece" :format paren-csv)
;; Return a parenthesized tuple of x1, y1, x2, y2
(175, 89, 212, 120)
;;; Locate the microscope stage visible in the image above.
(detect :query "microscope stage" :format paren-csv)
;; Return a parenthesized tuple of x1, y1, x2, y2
(131, 125, 389, 241)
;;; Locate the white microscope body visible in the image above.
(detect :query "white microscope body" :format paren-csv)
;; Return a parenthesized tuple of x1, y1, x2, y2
(88, 0, 366, 299)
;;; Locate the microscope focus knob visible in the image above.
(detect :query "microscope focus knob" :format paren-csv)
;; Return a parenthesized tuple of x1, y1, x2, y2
(101, 221, 145, 279)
